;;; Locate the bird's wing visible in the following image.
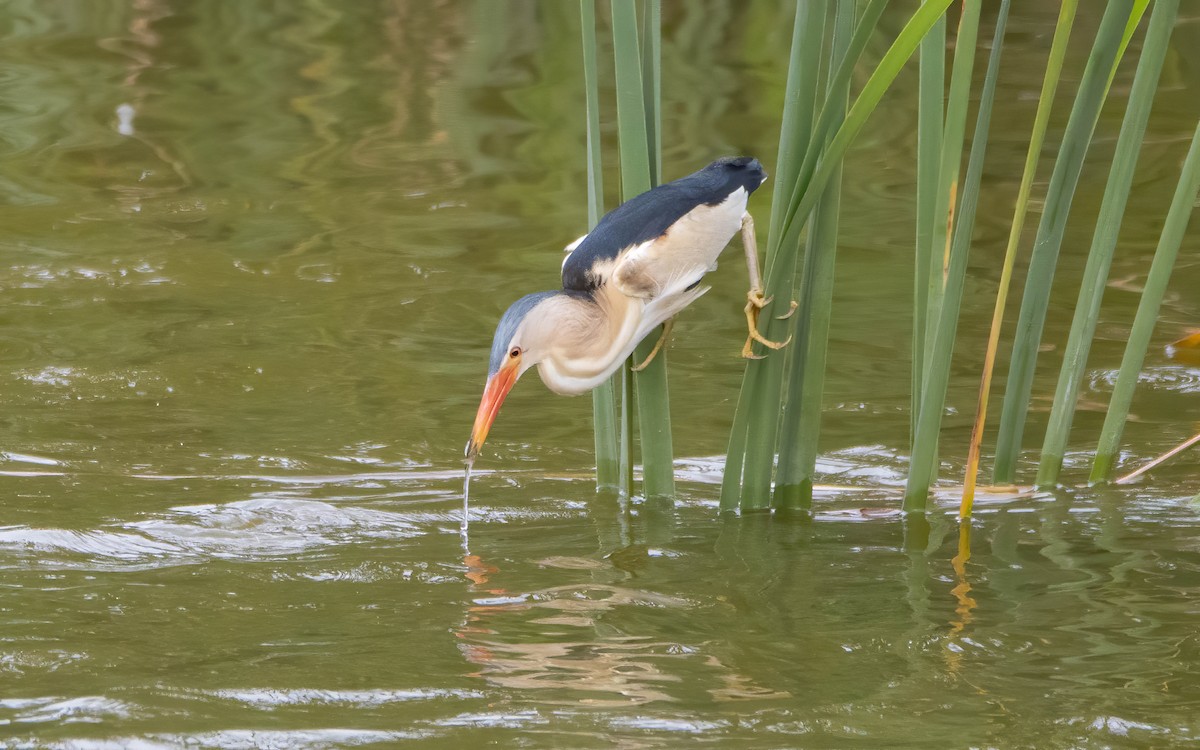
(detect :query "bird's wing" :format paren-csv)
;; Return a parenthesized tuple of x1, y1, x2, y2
(561, 182, 699, 292)
(562, 158, 763, 294)
(611, 185, 749, 303)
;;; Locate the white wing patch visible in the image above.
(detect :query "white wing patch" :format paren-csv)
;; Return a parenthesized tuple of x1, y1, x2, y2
(562, 233, 588, 272)
(565, 234, 588, 253)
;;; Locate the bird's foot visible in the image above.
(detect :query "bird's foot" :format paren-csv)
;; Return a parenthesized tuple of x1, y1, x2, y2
(632, 318, 674, 372)
(776, 300, 799, 320)
(747, 288, 772, 310)
(742, 289, 791, 359)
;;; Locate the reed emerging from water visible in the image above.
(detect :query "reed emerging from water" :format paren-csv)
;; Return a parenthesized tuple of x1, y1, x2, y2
(581, 0, 673, 500)
(579, 0, 1195, 511)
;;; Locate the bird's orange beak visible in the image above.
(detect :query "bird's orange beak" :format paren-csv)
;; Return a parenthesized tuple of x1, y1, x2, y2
(465, 358, 520, 459)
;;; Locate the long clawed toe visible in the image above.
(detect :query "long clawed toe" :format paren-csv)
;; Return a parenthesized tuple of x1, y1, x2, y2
(741, 332, 766, 360)
(631, 347, 661, 371)
(632, 318, 674, 372)
(741, 290, 793, 360)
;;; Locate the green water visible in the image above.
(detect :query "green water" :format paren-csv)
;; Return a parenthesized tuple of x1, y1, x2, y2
(2, 2, 1199, 747)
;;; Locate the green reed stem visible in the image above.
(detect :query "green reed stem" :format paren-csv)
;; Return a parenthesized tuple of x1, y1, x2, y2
(1091, 119, 1200, 482)
(580, 0, 619, 491)
(725, 0, 953, 510)
(773, 0, 854, 512)
(992, 0, 1135, 484)
(770, 0, 954, 271)
(1038, 0, 1178, 487)
(911, 0, 979, 481)
(1117, 1, 1153, 75)
(640, 0, 661, 186)
(904, 0, 1009, 511)
(719, 376, 750, 511)
(780, 0, 890, 238)
(736, 0, 831, 511)
(620, 358, 635, 496)
(611, 0, 673, 499)
(961, 0, 1078, 516)
(610, 0, 652, 242)
(921, 0, 980, 379)
(721, 0, 827, 512)
(913, 2, 945, 445)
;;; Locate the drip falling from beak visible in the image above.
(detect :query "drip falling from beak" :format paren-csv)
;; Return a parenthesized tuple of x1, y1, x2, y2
(465, 359, 519, 459)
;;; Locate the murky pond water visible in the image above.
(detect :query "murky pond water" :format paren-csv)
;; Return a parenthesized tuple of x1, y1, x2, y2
(2, 2, 1199, 747)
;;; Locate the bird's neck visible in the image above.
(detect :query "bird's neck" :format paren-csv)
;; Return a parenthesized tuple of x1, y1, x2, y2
(534, 286, 642, 395)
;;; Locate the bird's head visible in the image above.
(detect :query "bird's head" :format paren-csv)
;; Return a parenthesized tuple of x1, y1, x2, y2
(465, 291, 559, 460)
(705, 155, 768, 194)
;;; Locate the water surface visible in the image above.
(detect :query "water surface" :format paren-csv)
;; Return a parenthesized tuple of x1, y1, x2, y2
(2, 2, 1199, 747)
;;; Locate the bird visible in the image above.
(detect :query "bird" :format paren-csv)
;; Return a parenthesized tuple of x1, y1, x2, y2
(465, 156, 793, 460)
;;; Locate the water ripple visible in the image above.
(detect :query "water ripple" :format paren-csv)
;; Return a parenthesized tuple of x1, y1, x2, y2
(1089, 365, 1200, 394)
(0, 695, 135, 724)
(0, 498, 421, 570)
(205, 687, 483, 708)
(1, 260, 172, 290)
(20, 729, 427, 749)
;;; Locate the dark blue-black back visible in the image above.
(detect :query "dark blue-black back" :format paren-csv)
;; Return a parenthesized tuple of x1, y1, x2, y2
(561, 157, 766, 292)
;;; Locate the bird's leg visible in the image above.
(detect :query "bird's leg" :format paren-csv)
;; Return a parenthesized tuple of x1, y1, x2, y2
(741, 213, 794, 359)
(631, 317, 674, 372)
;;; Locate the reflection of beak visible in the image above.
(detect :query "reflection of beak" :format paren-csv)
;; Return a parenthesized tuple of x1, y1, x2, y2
(465, 359, 519, 459)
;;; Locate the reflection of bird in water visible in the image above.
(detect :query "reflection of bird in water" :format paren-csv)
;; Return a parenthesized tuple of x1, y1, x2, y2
(462, 553, 497, 587)
(453, 571, 790, 706)
(467, 157, 792, 458)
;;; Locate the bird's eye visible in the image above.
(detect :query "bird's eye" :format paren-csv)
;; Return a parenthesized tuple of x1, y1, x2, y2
(509, 347, 520, 358)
